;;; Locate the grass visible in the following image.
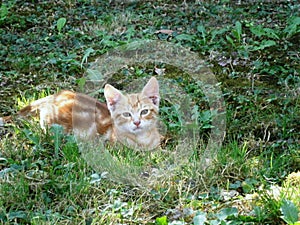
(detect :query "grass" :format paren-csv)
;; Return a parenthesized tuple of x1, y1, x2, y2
(1, 0, 300, 224)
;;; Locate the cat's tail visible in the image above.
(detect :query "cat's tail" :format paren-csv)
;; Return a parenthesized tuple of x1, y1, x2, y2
(18, 95, 54, 117)
(0, 95, 54, 126)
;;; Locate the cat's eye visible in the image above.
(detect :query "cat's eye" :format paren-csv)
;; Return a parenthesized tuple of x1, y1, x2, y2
(122, 112, 132, 117)
(140, 109, 149, 116)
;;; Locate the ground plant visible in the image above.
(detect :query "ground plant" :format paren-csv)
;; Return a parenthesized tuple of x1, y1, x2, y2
(0, 0, 299, 224)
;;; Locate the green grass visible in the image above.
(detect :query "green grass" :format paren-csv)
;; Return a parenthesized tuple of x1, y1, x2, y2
(1, 0, 300, 224)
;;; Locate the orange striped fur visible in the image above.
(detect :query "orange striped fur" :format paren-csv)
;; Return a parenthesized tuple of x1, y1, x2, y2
(0, 77, 160, 150)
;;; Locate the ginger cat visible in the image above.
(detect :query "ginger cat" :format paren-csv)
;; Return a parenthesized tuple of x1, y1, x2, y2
(0, 77, 160, 150)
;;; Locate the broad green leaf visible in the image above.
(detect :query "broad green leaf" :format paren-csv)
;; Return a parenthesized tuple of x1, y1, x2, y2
(209, 220, 220, 225)
(252, 40, 277, 51)
(23, 129, 40, 145)
(250, 25, 279, 39)
(193, 211, 207, 225)
(8, 211, 28, 220)
(263, 28, 279, 39)
(242, 178, 258, 193)
(216, 207, 238, 221)
(226, 35, 234, 46)
(156, 216, 168, 225)
(57, 17, 67, 33)
(280, 199, 299, 224)
(0, 4, 8, 21)
(234, 21, 242, 42)
(175, 33, 195, 42)
(229, 180, 242, 189)
(76, 77, 87, 92)
(211, 27, 229, 42)
(250, 25, 265, 37)
(284, 16, 300, 38)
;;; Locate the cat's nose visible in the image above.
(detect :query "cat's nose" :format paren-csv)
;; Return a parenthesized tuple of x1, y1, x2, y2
(133, 120, 141, 127)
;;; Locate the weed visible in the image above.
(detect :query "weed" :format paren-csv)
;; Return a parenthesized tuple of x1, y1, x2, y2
(56, 17, 67, 34)
(0, 0, 299, 224)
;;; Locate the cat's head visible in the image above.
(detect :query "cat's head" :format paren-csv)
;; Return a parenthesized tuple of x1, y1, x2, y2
(104, 77, 159, 135)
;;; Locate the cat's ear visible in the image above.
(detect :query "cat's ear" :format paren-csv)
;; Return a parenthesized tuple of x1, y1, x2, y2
(104, 84, 123, 111)
(142, 77, 160, 106)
